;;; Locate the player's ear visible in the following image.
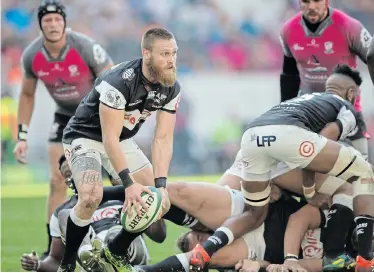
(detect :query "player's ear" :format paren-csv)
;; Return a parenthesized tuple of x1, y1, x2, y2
(141, 48, 150, 60)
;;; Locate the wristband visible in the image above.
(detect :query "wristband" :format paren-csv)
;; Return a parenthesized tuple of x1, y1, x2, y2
(33, 259, 40, 271)
(284, 254, 298, 262)
(302, 184, 316, 199)
(118, 169, 134, 188)
(155, 177, 167, 188)
(18, 124, 29, 141)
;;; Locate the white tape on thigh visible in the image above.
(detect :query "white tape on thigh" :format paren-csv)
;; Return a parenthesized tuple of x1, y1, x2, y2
(352, 180, 374, 198)
(241, 184, 271, 207)
(318, 176, 346, 196)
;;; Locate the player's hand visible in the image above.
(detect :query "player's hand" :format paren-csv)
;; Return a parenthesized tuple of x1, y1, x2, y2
(124, 182, 153, 218)
(337, 106, 357, 139)
(13, 141, 28, 164)
(20, 251, 39, 271)
(306, 192, 332, 210)
(281, 260, 307, 272)
(235, 259, 261, 272)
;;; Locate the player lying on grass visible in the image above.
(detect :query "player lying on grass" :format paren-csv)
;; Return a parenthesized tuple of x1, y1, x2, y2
(135, 181, 362, 272)
(20, 155, 166, 272)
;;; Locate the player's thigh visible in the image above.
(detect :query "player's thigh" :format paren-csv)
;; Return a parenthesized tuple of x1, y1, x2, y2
(218, 149, 243, 190)
(167, 182, 233, 222)
(63, 139, 103, 200)
(101, 139, 152, 185)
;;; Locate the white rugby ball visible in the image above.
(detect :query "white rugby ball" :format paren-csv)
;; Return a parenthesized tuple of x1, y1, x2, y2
(121, 186, 162, 233)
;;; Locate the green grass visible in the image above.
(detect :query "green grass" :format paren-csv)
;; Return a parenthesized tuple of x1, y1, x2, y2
(1, 176, 220, 271)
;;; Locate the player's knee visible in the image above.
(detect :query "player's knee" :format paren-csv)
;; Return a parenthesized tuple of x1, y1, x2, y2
(241, 183, 271, 207)
(166, 181, 191, 201)
(328, 145, 373, 181)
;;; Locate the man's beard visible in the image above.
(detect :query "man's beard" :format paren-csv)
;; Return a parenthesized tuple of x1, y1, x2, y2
(147, 57, 177, 87)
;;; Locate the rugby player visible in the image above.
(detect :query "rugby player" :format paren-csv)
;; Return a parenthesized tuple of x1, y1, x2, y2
(20, 156, 158, 272)
(59, 27, 179, 271)
(12, 0, 113, 258)
(189, 65, 374, 272)
(367, 38, 374, 87)
(279, 0, 372, 160)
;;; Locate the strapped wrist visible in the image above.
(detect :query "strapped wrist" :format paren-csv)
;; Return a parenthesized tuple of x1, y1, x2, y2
(18, 124, 29, 141)
(118, 169, 134, 188)
(155, 177, 167, 188)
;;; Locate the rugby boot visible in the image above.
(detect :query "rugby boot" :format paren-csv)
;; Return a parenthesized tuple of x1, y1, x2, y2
(79, 239, 113, 272)
(355, 256, 374, 272)
(101, 240, 134, 272)
(323, 253, 356, 272)
(189, 244, 211, 272)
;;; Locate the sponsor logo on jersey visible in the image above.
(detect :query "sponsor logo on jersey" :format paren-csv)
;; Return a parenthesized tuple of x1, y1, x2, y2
(122, 68, 135, 81)
(360, 28, 372, 48)
(37, 70, 50, 77)
(105, 89, 123, 108)
(304, 74, 328, 81)
(293, 44, 304, 51)
(306, 66, 328, 73)
(307, 39, 319, 48)
(324, 41, 334, 54)
(68, 65, 80, 77)
(128, 99, 142, 106)
(93, 44, 107, 65)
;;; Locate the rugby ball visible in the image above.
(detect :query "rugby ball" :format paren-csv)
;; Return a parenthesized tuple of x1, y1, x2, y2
(121, 186, 162, 233)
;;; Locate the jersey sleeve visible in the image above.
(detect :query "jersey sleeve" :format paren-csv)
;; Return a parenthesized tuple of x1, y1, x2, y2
(76, 33, 113, 76)
(20, 47, 37, 79)
(95, 69, 129, 110)
(160, 81, 181, 114)
(49, 214, 61, 238)
(345, 18, 372, 63)
(279, 27, 293, 58)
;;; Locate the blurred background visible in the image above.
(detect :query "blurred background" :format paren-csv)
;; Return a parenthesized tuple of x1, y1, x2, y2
(2, 0, 374, 184)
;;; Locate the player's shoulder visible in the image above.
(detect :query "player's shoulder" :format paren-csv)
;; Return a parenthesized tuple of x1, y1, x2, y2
(101, 59, 141, 84)
(331, 8, 360, 26)
(53, 196, 77, 217)
(282, 12, 302, 33)
(21, 35, 43, 60)
(68, 29, 96, 44)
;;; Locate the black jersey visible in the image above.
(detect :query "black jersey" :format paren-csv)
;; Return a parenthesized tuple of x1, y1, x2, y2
(63, 58, 181, 144)
(248, 93, 357, 133)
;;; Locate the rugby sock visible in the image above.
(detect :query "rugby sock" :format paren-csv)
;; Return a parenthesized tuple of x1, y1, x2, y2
(323, 204, 354, 257)
(355, 215, 374, 261)
(163, 205, 197, 227)
(108, 228, 142, 256)
(60, 210, 90, 266)
(138, 254, 189, 272)
(101, 185, 126, 203)
(201, 227, 234, 257)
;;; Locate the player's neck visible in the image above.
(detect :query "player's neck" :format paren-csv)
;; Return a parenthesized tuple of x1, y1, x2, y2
(43, 34, 67, 58)
(141, 61, 158, 85)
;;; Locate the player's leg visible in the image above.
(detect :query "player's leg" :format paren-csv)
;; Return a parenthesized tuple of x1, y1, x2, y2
(58, 139, 104, 271)
(287, 131, 374, 268)
(189, 127, 276, 270)
(44, 140, 66, 259)
(216, 149, 242, 190)
(166, 182, 240, 230)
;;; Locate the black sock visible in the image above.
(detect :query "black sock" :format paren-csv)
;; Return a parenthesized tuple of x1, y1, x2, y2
(60, 216, 90, 266)
(101, 186, 126, 204)
(355, 215, 374, 261)
(108, 228, 142, 257)
(46, 223, 52, 253)
(324, 204, 354, 257)
(163, 205, 196, 227)
(139, 255, 188, 272)
(202, 228, 231, 257)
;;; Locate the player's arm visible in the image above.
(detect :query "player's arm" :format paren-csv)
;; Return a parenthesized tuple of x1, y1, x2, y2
(98, 81, 152, 213)
(279, 30, 300, 102)
(347, 19, 372, 64)
(367, 38, 374, 85)
(81, 36, 114, 77)
(37, 238, 65, 271)
(298, 259, 323, 272)
(152, 85, 181, 187)
(283, 205, 323, 260)
(17, 53, 38, 141)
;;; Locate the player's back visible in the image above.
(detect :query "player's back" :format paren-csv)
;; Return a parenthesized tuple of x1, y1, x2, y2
(281, 8, 370, 100)
(248, 92, 356, 133)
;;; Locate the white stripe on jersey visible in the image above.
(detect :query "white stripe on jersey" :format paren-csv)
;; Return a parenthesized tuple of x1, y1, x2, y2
(96, 80, 126, 110)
